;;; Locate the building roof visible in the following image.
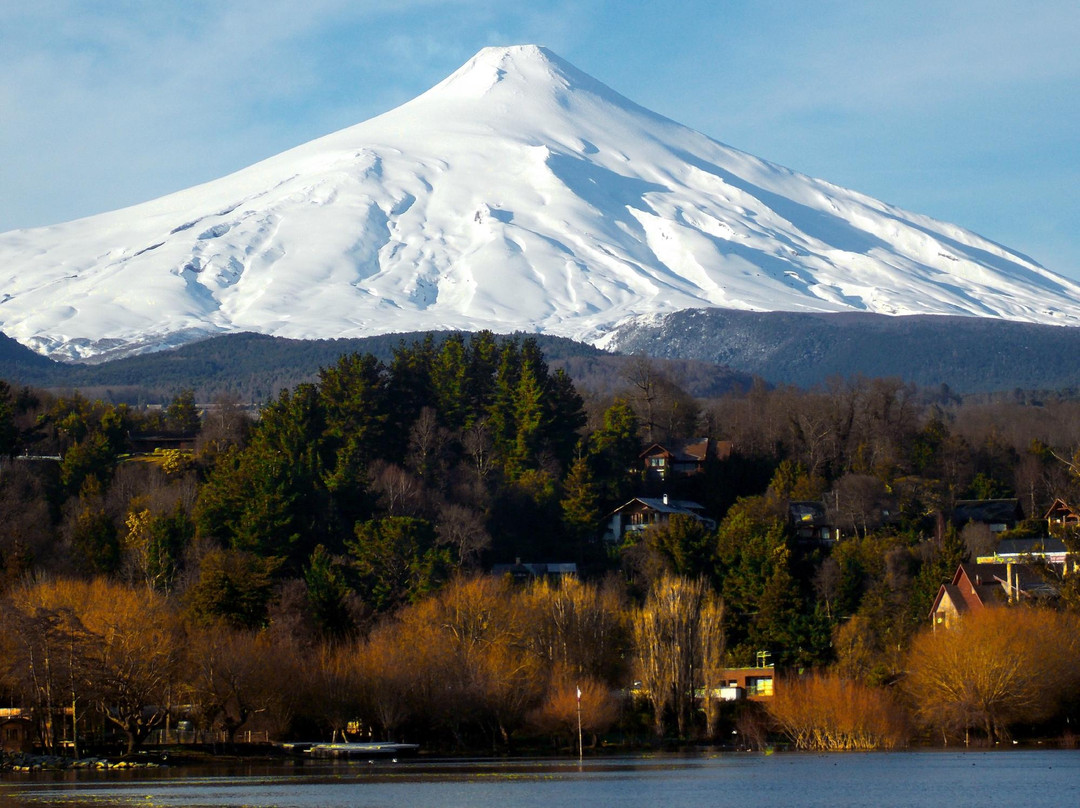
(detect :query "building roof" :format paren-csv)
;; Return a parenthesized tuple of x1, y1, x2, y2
(951, 499, 1022, 525)
(931, 561, 1059, 620)
(1044, 498, 1078, 520)
(639, 439, 710, 463)
(612, 496, 706, 516)
(491, 561, 578, 579)
(992, 537, 1069, 557)
(789, 500, 828, 525)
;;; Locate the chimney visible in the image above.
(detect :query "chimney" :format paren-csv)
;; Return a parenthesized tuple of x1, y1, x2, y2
(663, 493, 669, 506)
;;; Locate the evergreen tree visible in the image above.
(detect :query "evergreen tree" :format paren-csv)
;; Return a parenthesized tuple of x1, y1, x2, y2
(387, 335, 436, 432)
(184, 548, 281, 629)
(645, 513, 716, 580)
(487, 339, 522, 461)
(561, 453, 601, 545)
(60, 432, 114, 495)
(545, 369, 587, 470)
(0, 380, 18, 457)
(165, 389, 201, 433)
(430, 334, 469, 430)
(588, 400, 641, 506)
(464, 330, 500, 416)
(346, 516, 450, 612)
(196, 386, 329, 571)
(508, 354, 548, 477)
(304, 544, 355, 639)
(68, 477, 120, 576)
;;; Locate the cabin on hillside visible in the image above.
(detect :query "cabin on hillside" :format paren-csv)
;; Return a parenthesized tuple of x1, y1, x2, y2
(491, 561, 578, 583)
(603, 495, 715, 544)
(1044, 498, 1080, 531)
(788, 500, 837, 544)
(950, 499, 1023, 535)
(639, 438, 729, 482)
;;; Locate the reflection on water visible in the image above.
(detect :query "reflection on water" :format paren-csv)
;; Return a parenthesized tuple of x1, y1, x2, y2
(2, 751, 1079, 808)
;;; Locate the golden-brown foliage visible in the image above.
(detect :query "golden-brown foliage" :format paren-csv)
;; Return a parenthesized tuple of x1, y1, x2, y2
(904, 607, 1080, 742)
(520, 576, 628, 682)
(632, 573, 718, 738)
(767, 673, 909, 750)
(12, 577, 184, 752)
(526, 672, 621, 745)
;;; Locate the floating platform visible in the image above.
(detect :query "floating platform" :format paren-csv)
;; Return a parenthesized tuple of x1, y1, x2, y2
(279, 741, 419, 759)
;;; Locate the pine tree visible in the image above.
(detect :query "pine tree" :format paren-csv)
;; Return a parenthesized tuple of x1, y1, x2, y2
(430, 334, 469, 430)
(561, 454, 601, 544)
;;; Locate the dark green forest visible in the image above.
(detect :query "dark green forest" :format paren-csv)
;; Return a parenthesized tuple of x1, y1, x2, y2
(3, 331, 1080, 756)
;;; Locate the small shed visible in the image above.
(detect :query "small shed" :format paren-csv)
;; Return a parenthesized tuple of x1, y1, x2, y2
(0, 715, 34, 754)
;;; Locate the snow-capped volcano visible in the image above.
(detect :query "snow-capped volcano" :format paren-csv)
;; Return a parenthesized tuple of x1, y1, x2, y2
(2, 44, 1079, 362)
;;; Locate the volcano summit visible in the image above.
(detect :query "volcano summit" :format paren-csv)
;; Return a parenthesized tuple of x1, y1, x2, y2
(2, 45, 1078, 362)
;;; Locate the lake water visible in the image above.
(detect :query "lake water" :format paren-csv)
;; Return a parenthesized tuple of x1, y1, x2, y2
(2, 751, 1078, 808)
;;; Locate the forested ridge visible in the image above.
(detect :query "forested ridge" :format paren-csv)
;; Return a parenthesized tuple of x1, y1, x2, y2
(3, 331, 1080, 756)
(609, 307, 1080, 392)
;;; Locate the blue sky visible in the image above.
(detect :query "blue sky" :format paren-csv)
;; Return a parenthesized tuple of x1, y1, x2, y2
(2, 1, 1077, 278)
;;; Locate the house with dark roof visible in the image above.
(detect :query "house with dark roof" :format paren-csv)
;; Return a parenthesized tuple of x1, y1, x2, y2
(788, 500, 837, 544)
(950, 499, 1023, 535)
(977, 536, 1072, 566)
(0, 710, 33, 754)
(603, 495, 716, 544)
(491, 561, 578, 582)
(640, 438, 729, 482)
(929, 561, 1059, 630)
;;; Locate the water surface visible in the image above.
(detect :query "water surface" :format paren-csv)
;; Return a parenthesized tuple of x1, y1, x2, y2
(2, 751, 1077, 808)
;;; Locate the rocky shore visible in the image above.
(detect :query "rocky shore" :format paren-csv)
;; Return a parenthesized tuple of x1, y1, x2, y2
(1, 751, 168, 772)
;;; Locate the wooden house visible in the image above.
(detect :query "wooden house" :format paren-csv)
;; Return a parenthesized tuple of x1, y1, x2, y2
(1044, 498, 1080, 531)
(0, 711, 33, 754)
(639, 438, 729, 482)
(603, 495, 715, 544)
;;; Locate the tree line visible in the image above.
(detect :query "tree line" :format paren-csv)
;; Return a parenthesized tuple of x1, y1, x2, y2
(3, 333, 1080, 752)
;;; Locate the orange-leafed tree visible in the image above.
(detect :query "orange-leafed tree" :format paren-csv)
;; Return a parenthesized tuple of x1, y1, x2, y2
(767, 673, 909, 750)
(16, 578, 184, 753)
(632, 573, 709, 738)
(904, 607, 1080, 743)
(527, 672, 621, 749)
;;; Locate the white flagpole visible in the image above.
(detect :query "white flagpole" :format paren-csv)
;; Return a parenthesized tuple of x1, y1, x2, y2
(576, 686, 583, 763)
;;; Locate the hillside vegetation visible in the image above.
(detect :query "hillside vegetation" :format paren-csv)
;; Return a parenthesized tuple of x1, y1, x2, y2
(2, 332, 1080, 753)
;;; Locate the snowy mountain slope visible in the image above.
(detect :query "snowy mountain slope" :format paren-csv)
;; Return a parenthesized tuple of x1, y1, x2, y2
(2, 44, 1079, 362)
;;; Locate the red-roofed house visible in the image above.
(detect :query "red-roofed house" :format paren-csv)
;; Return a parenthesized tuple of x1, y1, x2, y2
(640, 439, 730, 481)
(929, 562, 1058, 630)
